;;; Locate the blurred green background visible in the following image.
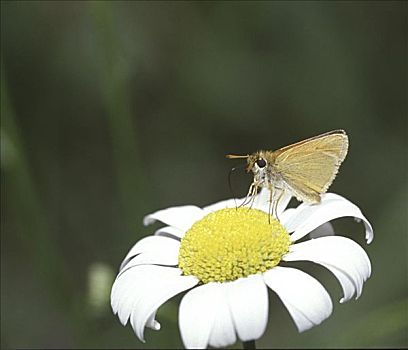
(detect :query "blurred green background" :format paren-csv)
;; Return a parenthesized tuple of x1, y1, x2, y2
(1, 1, 407, 349)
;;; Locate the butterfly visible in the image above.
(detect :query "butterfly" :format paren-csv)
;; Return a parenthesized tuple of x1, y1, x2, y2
(227, 129, 349, 219)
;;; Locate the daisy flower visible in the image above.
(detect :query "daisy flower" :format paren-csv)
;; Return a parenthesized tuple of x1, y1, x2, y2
(111, 189, 373, 349)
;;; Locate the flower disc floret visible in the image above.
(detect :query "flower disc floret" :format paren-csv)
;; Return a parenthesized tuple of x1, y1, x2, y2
(178, 207, 291, 283)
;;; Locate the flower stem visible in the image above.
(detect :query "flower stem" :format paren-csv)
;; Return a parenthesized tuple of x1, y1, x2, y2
(242, 340, 256, 349)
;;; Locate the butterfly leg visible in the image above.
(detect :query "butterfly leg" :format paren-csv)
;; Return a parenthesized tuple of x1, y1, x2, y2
(248, 183, 259, 209)
(268, 186, 274, 223)
(240, 182, 255, 207)
(272, 189, 285, 222)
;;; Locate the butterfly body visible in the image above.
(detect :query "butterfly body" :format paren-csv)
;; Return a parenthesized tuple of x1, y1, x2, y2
(246, 150, 290, 197)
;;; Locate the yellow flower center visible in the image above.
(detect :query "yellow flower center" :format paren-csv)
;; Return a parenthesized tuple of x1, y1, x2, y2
(178, 207, 291, 284)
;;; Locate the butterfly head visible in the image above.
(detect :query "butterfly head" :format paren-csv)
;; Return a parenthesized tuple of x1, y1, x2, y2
(246, 151, 269, 175)
(226, 151, 269, 175)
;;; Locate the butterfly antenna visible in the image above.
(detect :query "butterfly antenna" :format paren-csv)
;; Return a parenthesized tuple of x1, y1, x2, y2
(228, 164, 246, 210)
(226, 154, 249, 159)
(228, 167, 238, 209)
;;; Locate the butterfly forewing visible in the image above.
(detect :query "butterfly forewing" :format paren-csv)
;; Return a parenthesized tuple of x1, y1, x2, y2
(272, 130, 349, 203)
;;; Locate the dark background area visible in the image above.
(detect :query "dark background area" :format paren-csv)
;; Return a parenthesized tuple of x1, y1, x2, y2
(1, 1, 407, 348)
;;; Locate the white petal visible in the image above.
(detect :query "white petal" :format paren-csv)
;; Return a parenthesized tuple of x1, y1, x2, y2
(146, 311, 161, 331)
(119, 236, 180, 271)
(203, 198, 240, 214)
(203, 188, 292, 218)
(309, 222, 335, 239)
(143, 205, 205, 231)
(251, 187, 270, 211)
(284, 236, 371, 303)
(282, 193, 374, 244)
(179, 283, 216, 349)
(252, 188, 292, 217)
(111, 265, 198, 342)
(130, 271, 198, 342)
(279, 207, 296, 224)
(226, 274, 268, 341)
(119, 250, 180, 275)
(179, 283, 236, 349)
(202, 190, 271, 214)
(277, 191, 293, 216)
(154, 225, 185, 239)
(208, 285, 236, 348)
(111, 265, 172, 325)
(264, 266, 332, 332)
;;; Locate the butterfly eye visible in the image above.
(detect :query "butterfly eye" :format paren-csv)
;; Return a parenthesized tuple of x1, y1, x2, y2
(256, 158, 267, 168)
